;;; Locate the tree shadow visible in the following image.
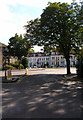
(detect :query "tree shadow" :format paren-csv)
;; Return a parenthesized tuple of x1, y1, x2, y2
(1, 74, 25, 83)
(2, 74, 82, 118)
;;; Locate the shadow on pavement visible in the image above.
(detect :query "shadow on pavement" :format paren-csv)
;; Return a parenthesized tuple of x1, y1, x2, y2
(1, 75, 25, 83)
(2, 74, 83, 119)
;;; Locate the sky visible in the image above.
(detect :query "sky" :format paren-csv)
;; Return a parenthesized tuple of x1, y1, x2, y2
(0, 0, 80, 52)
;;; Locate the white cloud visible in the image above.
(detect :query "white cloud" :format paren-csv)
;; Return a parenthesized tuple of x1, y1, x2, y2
(0, 0, 32, 45)
(0, 0, 50, 45)
(2, 0, 77, 8)
(1, 0, 49, 9)
(0, 0, 80, 48)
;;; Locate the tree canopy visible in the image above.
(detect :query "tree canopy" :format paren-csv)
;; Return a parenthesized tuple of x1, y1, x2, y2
(8, 33, 31, 69)
(24, 2, 82, 74)
(21, 57, 29, 69)
(28, 49, 35, 53)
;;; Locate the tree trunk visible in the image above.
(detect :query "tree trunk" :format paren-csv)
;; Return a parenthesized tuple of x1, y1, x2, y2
(66, 58, 71, 75)
(18, 60, 20, 70)
(8, 56, 10, 65)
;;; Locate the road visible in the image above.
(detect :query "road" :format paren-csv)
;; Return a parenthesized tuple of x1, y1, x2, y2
(0, 68, 77, 77)
(2, 68, 82, 118)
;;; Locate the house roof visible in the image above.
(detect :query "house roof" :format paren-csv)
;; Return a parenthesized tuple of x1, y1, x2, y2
(0, 42, 7, 48)
(28, 51, 61, 57)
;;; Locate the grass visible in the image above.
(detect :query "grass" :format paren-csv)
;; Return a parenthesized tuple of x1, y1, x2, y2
(45, 67, 65, 69)
(45, 67, 76, 69)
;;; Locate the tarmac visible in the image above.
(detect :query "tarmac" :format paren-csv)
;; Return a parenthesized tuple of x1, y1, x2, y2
(1, 68, 83, 119)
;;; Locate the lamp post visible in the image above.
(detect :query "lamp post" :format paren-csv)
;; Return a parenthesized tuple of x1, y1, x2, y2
(3, 48, 9, 79)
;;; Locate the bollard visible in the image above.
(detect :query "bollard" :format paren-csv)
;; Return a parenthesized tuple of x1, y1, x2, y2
(7, 67, 12, 80)
(25, 68, 28, 75)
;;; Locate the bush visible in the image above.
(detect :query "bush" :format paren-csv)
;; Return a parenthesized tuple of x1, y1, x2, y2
(13, 61, 19, 69)
(76, 57, 83, 78)
(20, 64, 24, 69)
(13, 61, 24, 69)
(21, 57, 28, 69)
(9, 63, 13, 66)
(2, 65, 16, 70)
(46, 62, 49, 68)
(2, 61, 24, 70)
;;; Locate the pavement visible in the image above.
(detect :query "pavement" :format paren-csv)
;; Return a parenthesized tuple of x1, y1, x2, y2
(1, 68, 83, 119)
(0, 68, 45, 83)
(0, 68, 76, 83)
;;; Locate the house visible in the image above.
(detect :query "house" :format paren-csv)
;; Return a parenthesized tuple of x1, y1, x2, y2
(0, 42, 7, 69)
(0, 42, 17, 70)
(10, 56, 17, 64)
(27, 52, 77, 68)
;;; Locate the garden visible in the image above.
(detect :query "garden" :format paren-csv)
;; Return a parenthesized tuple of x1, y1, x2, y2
(2, 57, 29, 70)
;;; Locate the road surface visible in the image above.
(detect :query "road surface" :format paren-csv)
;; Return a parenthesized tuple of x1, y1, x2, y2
(2, 69, 82, 118)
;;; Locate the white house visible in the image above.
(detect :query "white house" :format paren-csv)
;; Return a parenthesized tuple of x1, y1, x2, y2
(27, 52, 77, 68)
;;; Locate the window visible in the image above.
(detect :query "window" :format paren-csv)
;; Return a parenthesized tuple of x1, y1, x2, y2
(46, 58, 48, 60)
(52, 57, 55, 60)
(70, 56, 72, 59)
(51, 52, 55, 55)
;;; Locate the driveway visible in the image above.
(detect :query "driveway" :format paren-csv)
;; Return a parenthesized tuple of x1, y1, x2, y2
(2, 71, 82, 118)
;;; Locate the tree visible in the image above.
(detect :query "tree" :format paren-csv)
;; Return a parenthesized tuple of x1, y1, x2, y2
(43, 45, 56, 52)
(75, 1, 83, 78)
(21, 57, 29, 69)
(24, 2, 81, 74)
(8, 33, 31, 69)
(72, 1, 83, 55)
(29, 49, 35, 53)
(76, 47, 83, 78)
